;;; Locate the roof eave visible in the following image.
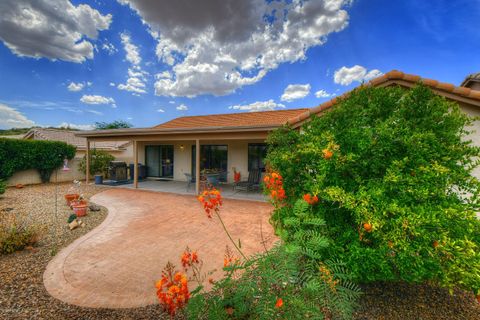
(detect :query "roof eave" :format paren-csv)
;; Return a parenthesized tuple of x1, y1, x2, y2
(75, 124, 282, 138)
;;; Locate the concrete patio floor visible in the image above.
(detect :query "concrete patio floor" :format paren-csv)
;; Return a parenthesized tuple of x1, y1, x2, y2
(43, 188, 276, 309)
(121, 179, 266, 202)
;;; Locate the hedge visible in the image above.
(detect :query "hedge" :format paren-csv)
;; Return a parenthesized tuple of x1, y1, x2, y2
(0, 138, 76, 183)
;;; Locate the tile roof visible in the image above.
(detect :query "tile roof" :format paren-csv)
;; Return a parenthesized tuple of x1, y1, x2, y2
(461, 72, 480, 87)
(154, 108, 309, 130)
(24, 128, 129, 151)
(287, 70, 480, 126)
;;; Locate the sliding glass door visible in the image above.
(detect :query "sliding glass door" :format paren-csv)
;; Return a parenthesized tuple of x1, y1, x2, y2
(145, 145, 174, 178)
(191, 145, 228, 180)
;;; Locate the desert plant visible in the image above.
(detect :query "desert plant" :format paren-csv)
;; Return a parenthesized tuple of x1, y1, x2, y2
(266, 85, 480, 297)
(0, 211, 44, 254)
(0, 138, 76, 182)
(79, 149, 114, 177)
(186, 244, 360, 320)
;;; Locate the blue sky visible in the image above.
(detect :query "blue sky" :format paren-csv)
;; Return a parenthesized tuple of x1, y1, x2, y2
(0, 0, 479, 130)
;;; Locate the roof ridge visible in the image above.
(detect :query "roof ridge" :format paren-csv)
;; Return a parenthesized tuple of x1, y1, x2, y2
(166, 108, 309, 120)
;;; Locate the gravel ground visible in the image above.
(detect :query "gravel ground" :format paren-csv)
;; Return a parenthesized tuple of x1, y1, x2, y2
(1, 183, 479, 319)
(355, 282, 480, 320)
(0, 183, 166, 320)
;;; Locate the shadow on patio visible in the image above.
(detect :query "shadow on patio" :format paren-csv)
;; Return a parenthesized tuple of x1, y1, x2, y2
(113, 179, 266, 202)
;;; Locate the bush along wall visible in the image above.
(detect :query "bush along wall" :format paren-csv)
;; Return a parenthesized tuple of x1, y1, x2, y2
(266, 85, 480, 298)
(0, 138, 76, 183)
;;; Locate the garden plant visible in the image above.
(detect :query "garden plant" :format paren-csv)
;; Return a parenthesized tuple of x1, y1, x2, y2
(265, 85, 480, 300)
(0, 138, 75, 182)
(79, 149, 114, 178)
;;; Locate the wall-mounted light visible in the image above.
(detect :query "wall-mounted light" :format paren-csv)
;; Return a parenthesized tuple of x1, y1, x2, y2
(179, 144, 185, 151)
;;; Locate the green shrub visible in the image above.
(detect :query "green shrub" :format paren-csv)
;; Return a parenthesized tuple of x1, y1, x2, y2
(79, 149, 115, 177)
(0, 211, 44, 254)
(187, 244, 360, 319)
(266, 85, 480, 296)
(0, 180, 5, 195)
(0, 138, 76, 182)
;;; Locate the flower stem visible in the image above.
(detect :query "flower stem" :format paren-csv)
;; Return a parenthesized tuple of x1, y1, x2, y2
(214, 210, 247, 260)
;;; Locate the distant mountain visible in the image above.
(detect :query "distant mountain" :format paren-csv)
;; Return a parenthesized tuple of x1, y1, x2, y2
(0, 126, 79, 136)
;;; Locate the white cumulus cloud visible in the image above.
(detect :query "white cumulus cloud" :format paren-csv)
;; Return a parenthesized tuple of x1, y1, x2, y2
(229, 99, 285, 112)
(0, 103, 36, 129)
(0, 0, 112, 63)
(120, 33, 141, 65)
(80, 94, 116, 107)
(119, 0, 351, 97)
(176, 104, 188, 111)
(117, 33, 148, 94)
(281, 84, 311, 102)
(67, 82, 85, 92)
(59, 122, 95, 130)
(157, 108, 165, 113)
(333, 65, 383, 86)
(315, 89, 333, 98)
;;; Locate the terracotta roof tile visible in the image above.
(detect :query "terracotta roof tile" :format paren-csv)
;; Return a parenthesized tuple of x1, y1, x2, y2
(24, 129, 129, 150)
(154, 108, 309, 130)
(288, 70, 480, 126)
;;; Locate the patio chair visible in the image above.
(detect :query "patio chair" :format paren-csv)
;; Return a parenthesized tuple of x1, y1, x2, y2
(234, 169, 261, 192)
(184, 173, 195, 191)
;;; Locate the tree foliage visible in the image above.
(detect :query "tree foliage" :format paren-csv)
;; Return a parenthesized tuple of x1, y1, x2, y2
(0, 138, 76, 182)
(79, 149, 115, 176)
(94, 120, 132, 130)
(266, 85, 480, 296)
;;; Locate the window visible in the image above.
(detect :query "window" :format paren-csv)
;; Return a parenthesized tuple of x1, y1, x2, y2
(191, 145, 228, 180)
(248, 143, 267, 171)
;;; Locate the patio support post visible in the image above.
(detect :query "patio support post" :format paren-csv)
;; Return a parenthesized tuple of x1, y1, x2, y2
(133, 140, 138, 189)
(86, 139, 90, 184)
(195, 139, 200, 194)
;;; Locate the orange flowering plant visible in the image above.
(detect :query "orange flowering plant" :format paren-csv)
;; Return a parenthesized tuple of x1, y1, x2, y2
(263, 171, 286, 205)
(155, 262, 190, 318)
(156, 247, 210, 318)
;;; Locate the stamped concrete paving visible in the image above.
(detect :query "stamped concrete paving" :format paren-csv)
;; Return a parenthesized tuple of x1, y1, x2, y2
(44, 189, 276, 309)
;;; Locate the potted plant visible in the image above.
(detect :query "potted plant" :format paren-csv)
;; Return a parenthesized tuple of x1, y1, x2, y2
(72, 196, 88, 217)
(64, 180, 81, 206)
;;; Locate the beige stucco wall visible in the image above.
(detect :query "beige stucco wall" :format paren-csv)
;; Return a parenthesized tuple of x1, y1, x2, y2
(459, 103, 480, 179)
(137, 139, 264, 183)
(6, 144, 134, 186)
(7, 158, 85, 186)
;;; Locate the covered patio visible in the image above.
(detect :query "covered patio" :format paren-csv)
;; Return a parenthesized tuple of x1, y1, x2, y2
(76, 109, 309, 197)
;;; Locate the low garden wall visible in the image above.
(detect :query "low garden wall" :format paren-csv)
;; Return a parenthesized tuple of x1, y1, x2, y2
(6, 158, 85, 186)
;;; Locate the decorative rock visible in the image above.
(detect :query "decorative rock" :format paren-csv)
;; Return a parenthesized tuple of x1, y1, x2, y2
(68, 220, 79, 230)
(89, 204, 101, 212)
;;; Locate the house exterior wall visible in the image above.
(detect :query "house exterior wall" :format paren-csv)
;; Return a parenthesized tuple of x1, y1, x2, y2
(138, 139, 265, 183)
(459, 103, 480, 179)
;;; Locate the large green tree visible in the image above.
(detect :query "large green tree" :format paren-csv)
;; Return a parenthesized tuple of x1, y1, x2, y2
(94, 120, 132, 130)
(266, 85, 480, 296)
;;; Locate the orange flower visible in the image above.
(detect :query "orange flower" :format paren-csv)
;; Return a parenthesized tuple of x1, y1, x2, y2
(275, 298, 283, 308)
(322, 149, 333, 160)
(264, 171, 286, 203)
(181, 248, 200, 269)
(197, 187, 223, 218)
(156, 263, 190, 316)
(303, 193, 319, 205)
